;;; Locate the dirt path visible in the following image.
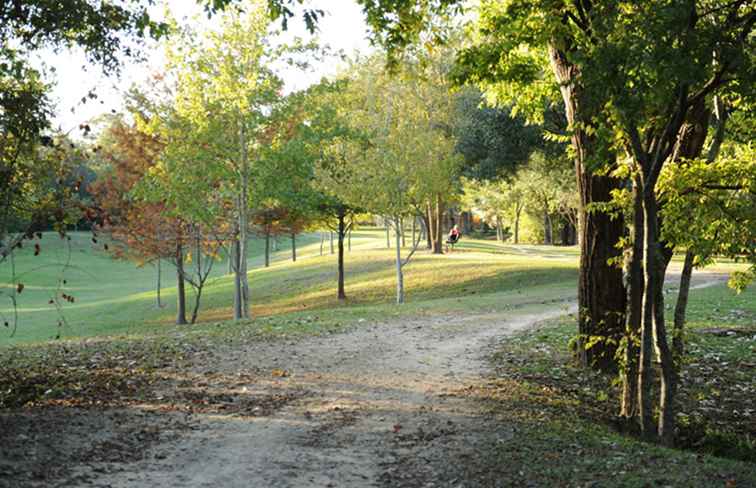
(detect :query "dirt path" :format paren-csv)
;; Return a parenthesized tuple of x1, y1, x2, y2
(3, 272, 729, 488)
(47, 297, 568, 488)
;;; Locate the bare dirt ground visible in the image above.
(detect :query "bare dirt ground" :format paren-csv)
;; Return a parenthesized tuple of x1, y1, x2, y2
(0, 272, 728, 488)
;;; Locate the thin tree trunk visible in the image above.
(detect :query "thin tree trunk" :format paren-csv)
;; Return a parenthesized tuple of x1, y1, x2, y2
(621, 183, 644, 421)
(235, 121, 250, 320)
(291, 232, 297, 262)
(424, 206, 433, 250)
(411, 217, 416, 248)
(264, 227, 271, 268)
(637, 191, 657, 440)
(176, 240, 187, 325)
(672, 250, 695, 359)
(337, 212, 346, 300)
(394, 216, 404, 304)
(400, 217, 406, 248)
(330, 230, 334, 254)
(385, 219, 391, 249)
(233, 236, 243, 320)
(320, 232, 325, 256)
(514, 204, 522, 244)
(543, 211, 552, 245)
(155, 258, 162, 308)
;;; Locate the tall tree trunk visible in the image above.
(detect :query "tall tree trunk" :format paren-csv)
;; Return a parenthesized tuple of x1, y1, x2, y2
(549, 43, 626, 372)
(337, 211, 346, 300)
(330, 230, 334, 254)
(291, 232, 297, 262)
(400, 217, 406, 248)
(320, 232, 325, 256)
(235, 122, 250, 320)
(176, 240, 187, 325)
(496, 215, 503, 242)
(394, 216, 404, 304)
(642, 192, 676, 445)
(637, 190, 657, 440)
(621, 183, 644, 421)
(513, 203, 522, 244)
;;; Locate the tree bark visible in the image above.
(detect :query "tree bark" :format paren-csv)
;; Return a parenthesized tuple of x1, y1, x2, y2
(543, 211, 553, 245)
(433, 195, 444, 254)
(549, 43, 626, 372)
(330, 230, 334, 254)
(621, 183, 644, 421)
(320, 232, 325, 256)
(175, 240, 187, 325)
(337, 211, 347, 300)
(264, 227, 271, 268)
(424, 205, 433, 250)
(394, 216, 404, 304)
(291, 232, 297, 262)
(155, 258, 162, 308)
(672, 250, 695, 359)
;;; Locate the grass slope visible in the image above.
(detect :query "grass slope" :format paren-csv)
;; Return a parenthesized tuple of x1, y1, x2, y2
(1, 230, 578, 345)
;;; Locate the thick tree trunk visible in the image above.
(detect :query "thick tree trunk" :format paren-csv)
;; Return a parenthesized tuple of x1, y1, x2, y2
(291, 232, 297, 262)
(337, 212, 346, 300)
(394, 216, 404, 304)
(496, 215, 503, 242)
(176, 241, 187, 325)
(549, 43, 626, 372)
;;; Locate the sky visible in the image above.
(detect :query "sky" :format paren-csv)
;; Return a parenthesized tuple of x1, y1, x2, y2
(38, 0, 373, 135)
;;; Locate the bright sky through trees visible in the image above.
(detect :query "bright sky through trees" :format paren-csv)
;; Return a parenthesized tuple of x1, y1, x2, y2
(36, 0, 371, 133)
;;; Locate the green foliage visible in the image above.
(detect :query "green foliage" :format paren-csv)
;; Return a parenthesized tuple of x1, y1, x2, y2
(659, 143, 756, 290)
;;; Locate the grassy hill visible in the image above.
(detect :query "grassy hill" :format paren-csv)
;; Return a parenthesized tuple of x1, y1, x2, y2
(0, 229, 581, 345)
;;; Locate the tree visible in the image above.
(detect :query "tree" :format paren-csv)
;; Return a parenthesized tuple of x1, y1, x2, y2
(151, 2, 285, 321)
(334, 57, 463, 303)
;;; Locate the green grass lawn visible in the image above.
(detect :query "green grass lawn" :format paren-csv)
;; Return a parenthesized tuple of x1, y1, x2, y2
(0, 229, 579, 345)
